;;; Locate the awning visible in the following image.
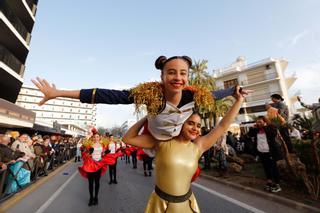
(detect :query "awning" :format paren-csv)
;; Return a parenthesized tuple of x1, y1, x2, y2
(0, 98, 35, 128)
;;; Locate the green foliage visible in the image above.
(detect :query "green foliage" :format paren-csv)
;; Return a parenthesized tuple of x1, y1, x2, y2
(189, 59, 233, 128)
(292, 139, 320, 172)
(291, 114, 315, 131)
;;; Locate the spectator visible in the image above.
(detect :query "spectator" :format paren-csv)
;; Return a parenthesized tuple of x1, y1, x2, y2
(248, 116, 283, 193)
(214, 133, 229, 177)
(289, 127, 301, 140)
(297, 96, 320, 136)
(33, 136, 48, 176)
(201, 128, 212, 170)
(75, 139, 82, 162)
(270, 94, 293, 153)
(1, 134, 30, 194)
(11, 134, 35, 170)
(226, 131, 236, 149)
(43, 135, 54, 171)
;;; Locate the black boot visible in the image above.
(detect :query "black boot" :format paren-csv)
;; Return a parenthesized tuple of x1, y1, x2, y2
(88, 198, 94, 206)
(144, 171, 148, 177)
(113, 179, 118, 184)
(149, 171, 152, 176)
(93, 197, 98, 205)
(109, 180, 113, 184)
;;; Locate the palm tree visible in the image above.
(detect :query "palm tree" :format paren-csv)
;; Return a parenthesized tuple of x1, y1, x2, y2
(189, 59, 233, 129)
(289, 113, 320, 199)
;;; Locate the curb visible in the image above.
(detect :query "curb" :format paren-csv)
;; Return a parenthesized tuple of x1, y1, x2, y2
(0, 160, 73, 212)
(200, 173, 320, 213)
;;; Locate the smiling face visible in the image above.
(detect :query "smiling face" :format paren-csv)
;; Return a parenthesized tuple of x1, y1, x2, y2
(180, 113, 202, 141)
(93, 134, 100, 143)
(161, 59, 189, 94)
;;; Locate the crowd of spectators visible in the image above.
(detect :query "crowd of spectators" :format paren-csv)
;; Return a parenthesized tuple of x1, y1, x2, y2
(0, 132, 80, 199)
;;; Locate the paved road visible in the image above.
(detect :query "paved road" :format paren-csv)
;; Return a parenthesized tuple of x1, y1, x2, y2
(6, 159, 305, 213)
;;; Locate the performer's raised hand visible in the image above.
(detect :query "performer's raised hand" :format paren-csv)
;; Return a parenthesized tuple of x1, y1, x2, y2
(31, 77, 58, 105)
(31, 77, 81, 105)
(234, 85, 247, 101)
(297, 96, 301, 102)
(239, 86, 253, 97)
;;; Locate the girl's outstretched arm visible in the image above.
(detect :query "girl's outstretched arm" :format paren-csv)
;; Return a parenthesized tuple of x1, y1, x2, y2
(32, 77, 133, 106)
(196, 86, 245, 153)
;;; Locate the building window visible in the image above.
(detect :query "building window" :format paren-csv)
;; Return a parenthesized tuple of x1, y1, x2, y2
(224, 79, 238, 89)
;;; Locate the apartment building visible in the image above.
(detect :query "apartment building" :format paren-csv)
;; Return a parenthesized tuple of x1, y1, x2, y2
(214, 57, 297, 123)
(0, 0, 38, 129)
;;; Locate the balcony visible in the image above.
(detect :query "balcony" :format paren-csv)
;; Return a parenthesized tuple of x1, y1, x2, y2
(0, 44, 25, 76)
(25, 0, 38, 16)
(0, 1, 31, 44)
(240, 72, 278, 86)
(245, 90, 282, 103)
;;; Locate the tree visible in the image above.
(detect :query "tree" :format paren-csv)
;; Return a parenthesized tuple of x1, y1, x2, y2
(290, 113, 320, 199)
(189, 59, 233, 129)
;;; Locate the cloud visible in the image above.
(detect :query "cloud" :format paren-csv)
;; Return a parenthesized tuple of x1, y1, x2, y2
(290, 30, 309, 46)
(276, 30, 309, 48)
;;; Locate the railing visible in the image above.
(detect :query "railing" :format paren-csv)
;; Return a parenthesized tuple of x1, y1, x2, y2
(0, 169, 7, 198)
(0, 1, 31, 43)
(240, 72, 278, 86)
(25, 0, 37, 16)
(0, 44, 25, 75)
(215, 57, 275, 77)
(245, 90, 282, 102)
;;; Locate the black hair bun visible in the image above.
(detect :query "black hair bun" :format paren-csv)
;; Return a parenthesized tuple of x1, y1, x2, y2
(181, 56, 192, 67)
(155, 56, 167, 70)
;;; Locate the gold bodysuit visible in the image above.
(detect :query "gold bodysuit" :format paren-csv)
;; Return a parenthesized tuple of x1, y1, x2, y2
(144, 139, 201, 213)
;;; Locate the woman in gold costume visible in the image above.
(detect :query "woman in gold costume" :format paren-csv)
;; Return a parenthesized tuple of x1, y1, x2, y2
(123, 87, 244, 213)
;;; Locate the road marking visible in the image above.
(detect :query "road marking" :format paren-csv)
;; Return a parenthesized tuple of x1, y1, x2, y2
(192, 182, 265, 213)
(35, 171, 78, 213)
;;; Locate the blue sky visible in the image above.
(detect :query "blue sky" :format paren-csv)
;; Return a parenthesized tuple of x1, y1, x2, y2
(24, 0, 320, 128)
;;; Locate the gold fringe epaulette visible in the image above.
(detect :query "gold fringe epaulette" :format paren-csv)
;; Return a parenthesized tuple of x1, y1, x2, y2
(185, 85, 215, 113)
(130, 82, 165, 116)
(82, 137, 110, 148)
(130, 82, 215, 116)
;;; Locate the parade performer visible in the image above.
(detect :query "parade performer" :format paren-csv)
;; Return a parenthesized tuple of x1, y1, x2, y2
(107, 135, 122, 184)
(123, 87, 244, 212)
(78, 130, 118, 206)
(123, 145, 138, 168)
(142, 148, 155, 177)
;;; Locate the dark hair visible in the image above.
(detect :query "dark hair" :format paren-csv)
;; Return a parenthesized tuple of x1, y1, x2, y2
(43, 135, 50, 140)
(270, 94, 284, 101)
(256, 116, 267, 122)
(155, 55, 192, 70)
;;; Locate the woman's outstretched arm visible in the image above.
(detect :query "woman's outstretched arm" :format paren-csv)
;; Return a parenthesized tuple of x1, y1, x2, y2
(32, 77, 133, 106)
(122, 117, 158, 149)
(196, 86, 245, 153)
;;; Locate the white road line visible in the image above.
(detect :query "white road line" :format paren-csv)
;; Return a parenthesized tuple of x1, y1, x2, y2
(192, 182, 265, 213)
(35, 171, 78, 213)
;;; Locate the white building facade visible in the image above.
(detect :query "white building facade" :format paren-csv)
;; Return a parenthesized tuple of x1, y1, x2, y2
(16, 85, 97, 135)
(214, 57, 297, 124)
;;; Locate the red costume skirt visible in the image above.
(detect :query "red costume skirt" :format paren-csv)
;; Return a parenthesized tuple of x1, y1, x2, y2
(78, 152, 121, 178)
